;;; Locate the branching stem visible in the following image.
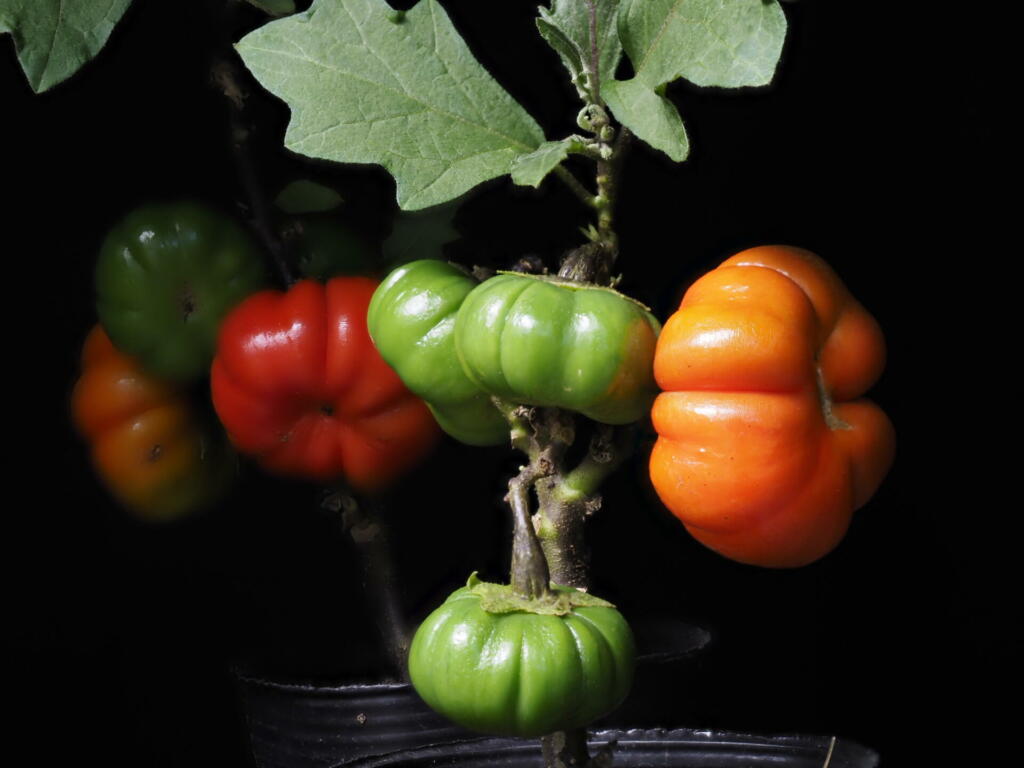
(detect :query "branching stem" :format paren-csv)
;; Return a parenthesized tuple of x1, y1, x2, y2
(554, 165, 598, 209)
(534, 5, 636, 762)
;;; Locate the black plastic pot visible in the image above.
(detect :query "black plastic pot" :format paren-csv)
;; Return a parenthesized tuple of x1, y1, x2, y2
(348, 729, 879, 767)
(235, 676, 475, 768)
(235, 619, 714, 767)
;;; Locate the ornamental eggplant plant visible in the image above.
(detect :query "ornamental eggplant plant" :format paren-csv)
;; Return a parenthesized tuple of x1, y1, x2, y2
(17, 0, 898, 766)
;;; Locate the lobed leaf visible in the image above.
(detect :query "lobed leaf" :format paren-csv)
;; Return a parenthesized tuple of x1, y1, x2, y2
(605, 0, 786, 161)
(617, 0, 787, 90)
(236, 0, 545, 210)
(0, 0, 133, 93)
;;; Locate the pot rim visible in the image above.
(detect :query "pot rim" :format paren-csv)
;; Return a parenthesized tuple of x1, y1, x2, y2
(341, 727, 879, 768)
(234, 667, 411, 694)
(232, 615, 710, 693)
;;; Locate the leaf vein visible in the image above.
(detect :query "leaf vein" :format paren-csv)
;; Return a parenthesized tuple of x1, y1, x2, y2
(239, 42, 533, 152)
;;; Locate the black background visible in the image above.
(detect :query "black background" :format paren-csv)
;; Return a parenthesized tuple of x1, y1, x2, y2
(3, 1, 1009, 766)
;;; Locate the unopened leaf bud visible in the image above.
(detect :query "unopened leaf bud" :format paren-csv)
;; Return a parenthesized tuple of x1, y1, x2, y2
(576, 107, 594, 132)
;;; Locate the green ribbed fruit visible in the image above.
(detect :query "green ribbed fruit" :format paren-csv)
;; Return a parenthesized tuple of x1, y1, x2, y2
(408, 580, 635, 737)
(454, 273, 660, 424)
(96, 202, 267, 381)
(367, 260, 506, 445)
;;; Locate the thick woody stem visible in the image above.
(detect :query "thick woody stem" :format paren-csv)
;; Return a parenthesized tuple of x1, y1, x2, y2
(518, 78, 630, 764)
(534, 424, 634, 590)
(323, 489, 409, 682)
(512, 3, 634, 762)
(543, 728, 598, 768)
(534, 483, 594, 591)
(495, 401, 573, 599)
(508, 464, 552, 600)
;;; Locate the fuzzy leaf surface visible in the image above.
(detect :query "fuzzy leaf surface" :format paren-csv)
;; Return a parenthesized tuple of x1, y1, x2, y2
(536, 0, 622, 100)
(603, 78, 688, 161)
(236, 0, 545, 210)
(0, 0, 132, 93)
(511, 138, 577, 188)
(617, 0, 787, 89)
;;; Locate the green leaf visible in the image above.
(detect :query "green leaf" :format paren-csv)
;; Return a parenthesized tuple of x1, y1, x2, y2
(275, 179, 344, 214)
(0, 0, 133, 93)
(536, 0, 622, 101)
(617, 0, 787, 90)
(605, 1, 786, 161)
(535, 17, 585, 95)
(383, 199, 460, 267)
(603, 78, 688, 161)
(236, 0, 545, 210)
(511, 139, 575, 188)
(244, 0, 297, 16)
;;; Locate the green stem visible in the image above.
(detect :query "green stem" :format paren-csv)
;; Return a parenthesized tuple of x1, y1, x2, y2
(560, 425, 635, 501)
(554, 165, 598, 209)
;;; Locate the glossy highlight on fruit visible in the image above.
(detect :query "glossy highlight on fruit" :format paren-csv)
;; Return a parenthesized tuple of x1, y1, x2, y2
(367, 260, 507, 446)
(71, 326, 233, 522)
(650, 246, 895, 567)
(210, 277, 438, 491)
(454, 273, 661, 425)
(408, 579, 635, 738)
